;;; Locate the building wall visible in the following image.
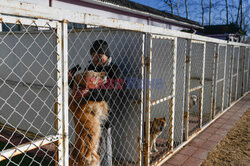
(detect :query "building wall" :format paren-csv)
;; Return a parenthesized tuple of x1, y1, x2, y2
(15, 0, 188, 30)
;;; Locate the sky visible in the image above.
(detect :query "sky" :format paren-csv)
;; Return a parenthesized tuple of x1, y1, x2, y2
(130, 0, 165, 10)
(130, 0, 250, 35)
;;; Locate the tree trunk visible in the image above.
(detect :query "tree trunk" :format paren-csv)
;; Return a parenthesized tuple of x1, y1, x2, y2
(185, 0, 188, 19)
(209, 0, 212, 25)
(164, 0, 174, 14)
(240, 0, 243, 28)
(236, 0, 241, 25)
(171, 3, 173, 14)
(225, 0, 229, 24)
(176, 0, 180, 16)
(201, 0, 204, 25)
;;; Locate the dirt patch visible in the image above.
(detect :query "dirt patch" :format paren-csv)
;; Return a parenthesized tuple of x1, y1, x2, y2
(202, 109, 250, 166)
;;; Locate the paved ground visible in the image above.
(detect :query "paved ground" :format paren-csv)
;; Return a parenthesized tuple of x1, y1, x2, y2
(162, 93, 250, 166)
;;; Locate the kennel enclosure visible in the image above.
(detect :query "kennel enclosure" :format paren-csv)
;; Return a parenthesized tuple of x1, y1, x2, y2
(0, 1, 250, 166)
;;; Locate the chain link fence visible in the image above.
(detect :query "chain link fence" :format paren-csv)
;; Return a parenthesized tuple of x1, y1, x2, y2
(0, 15, 63, 166)
(0, 5, 250, 166)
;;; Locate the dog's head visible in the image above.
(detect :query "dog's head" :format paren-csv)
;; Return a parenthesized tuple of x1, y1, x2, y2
(153, 117, 167, 131)
(72, 70, 107, 98)
(190, 95, 198, 106)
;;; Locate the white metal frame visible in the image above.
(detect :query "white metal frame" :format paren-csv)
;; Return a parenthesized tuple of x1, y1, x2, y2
(148, 34, 177, 166)
(214, 44, 228, 115)
(184, 40, 206, 139)
(0, 1, 250, 166)
(0, 14, 68, 165)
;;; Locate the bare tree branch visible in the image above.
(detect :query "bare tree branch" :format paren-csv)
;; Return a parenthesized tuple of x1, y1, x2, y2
(201, 0, 204, 25)
(185, 0, 189, 19)
(225, 0, 229, 24)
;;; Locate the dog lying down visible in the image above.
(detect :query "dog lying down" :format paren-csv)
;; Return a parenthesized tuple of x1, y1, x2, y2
(69, 70, 109, 166)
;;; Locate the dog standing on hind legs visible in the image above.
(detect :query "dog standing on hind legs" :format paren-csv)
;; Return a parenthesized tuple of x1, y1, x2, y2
(69, 71, 109, 166)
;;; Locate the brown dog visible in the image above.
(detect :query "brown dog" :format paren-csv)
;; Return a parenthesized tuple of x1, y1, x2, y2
(69, 71, 109, 166)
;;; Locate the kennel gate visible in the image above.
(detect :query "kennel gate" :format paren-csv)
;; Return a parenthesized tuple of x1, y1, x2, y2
(0, 15, 69, 165)
(213, 44, 227, 117)
(144, 34, 177, 165)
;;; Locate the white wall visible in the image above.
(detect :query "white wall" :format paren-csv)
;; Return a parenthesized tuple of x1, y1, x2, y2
(16, 0, 187, 30)
(18, 0, 50, 6)
(0, 31, 58, 136)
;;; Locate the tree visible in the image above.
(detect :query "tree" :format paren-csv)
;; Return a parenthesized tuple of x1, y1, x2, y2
(163, 0, 174, 14)
(240, 0, 243, 28)
(225, 0, 228, 25)
(185, 0, 188, 19)
(236, 0, 242, 25)
(176, 0, 180, 16)
(209, 0, 212, 25)
(201, 0, 204, 25)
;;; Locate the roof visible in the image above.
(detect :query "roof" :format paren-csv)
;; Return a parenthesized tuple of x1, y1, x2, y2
(98, 0, 201, 27)
(201, 24, 247, 35)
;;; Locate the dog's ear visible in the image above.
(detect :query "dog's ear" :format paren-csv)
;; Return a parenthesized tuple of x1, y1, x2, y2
(73, 73, 86, 89)
(72, 74, 79, 91)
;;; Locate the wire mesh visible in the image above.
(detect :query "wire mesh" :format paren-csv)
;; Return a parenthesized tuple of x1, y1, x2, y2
(231, 47, 239, 102)
(0, 17, 60, 165)
(150, 101, 171, 164)
(231, 76, 237, 102)
(217, 46, 226, 81)
(188, 42, 204, 136)
(190, 42, 204, 89)
(233, 47, 239, 75)
(223, 46, 232, 109)
(215, 45, 226, 114)
(150, 36, 174, 164)
(237, 47, 245, 99)
(151, 38, 174, 101)
(173, 38, 186, 148)
(202, 42, 215, 126)
(215, 81, 223, 115)
(243, 47, 249, 94)
(67, 25, 144, 165)
(188, 89, 201, 136)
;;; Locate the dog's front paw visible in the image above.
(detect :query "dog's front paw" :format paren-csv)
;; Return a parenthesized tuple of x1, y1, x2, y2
(150, 148, 158, 154)
(153, 148, 158, 152)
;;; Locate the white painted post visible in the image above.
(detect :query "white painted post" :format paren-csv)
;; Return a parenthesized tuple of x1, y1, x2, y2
(170, 37, 177, 149)
(199, 42, 206, 128)
(62, 20, 69, 166)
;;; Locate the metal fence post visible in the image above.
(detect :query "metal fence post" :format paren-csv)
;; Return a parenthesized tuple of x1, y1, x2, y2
(62, 20, 69, 166)
(56, 20, 69, 166)
(199, 42, 206, 128)
(144, 33, 152, 166)
(138, 33, 146, 166)
(170, 37, 177, 150)
(56, 21, 64, 166)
